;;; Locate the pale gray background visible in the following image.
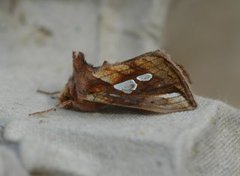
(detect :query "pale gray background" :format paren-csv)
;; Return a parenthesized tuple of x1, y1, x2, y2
(165, 0, 240, 108)
(1, 1, 240, 176)
(1, 0, 240, 107)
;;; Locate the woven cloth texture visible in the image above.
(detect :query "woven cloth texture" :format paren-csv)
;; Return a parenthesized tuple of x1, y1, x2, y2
(0, 0, 240, 176)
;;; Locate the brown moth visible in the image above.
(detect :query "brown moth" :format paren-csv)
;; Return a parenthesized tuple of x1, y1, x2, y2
(29, 50, 197, 115)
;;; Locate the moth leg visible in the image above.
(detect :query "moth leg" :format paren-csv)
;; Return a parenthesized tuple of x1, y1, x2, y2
(71, 100, 105, 112)
(59, 100, 73, 109)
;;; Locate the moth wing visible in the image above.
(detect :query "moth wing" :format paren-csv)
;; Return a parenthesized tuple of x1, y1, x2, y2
(85, 92, 193, 113)
(84, 50, 197, 113)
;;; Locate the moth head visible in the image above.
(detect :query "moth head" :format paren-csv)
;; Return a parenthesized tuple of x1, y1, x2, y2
(59, 77, 75, 103)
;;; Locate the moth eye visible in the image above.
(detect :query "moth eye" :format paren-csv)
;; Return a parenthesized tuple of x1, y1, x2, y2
(136, 73, 153, 81)
(65, 95, 70, 99)
(113, 79, 137, 94)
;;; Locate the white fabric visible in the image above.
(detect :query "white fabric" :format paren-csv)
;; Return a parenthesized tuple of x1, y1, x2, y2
(1, 0, 240, 176)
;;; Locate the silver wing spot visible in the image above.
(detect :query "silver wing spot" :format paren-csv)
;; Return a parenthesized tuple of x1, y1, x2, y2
(113, 80, 137, 94)
(136, 73, 153, 81)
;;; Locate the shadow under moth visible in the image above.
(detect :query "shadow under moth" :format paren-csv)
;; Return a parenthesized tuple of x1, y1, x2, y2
(29, 50, 197, 116)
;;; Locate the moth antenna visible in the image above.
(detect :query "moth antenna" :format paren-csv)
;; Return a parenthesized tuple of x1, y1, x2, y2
(28, 101, 72, 116)
(28, 107, 57, 116)
(50, 95, 58, 99)
(28, 103, 60, 116)
(37, 89, 60, 95)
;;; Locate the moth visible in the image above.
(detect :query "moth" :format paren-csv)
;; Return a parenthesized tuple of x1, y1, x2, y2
(29, 50, 197, 115)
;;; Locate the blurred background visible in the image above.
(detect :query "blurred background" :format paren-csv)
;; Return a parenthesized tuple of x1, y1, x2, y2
(0, 0, 240, 108)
